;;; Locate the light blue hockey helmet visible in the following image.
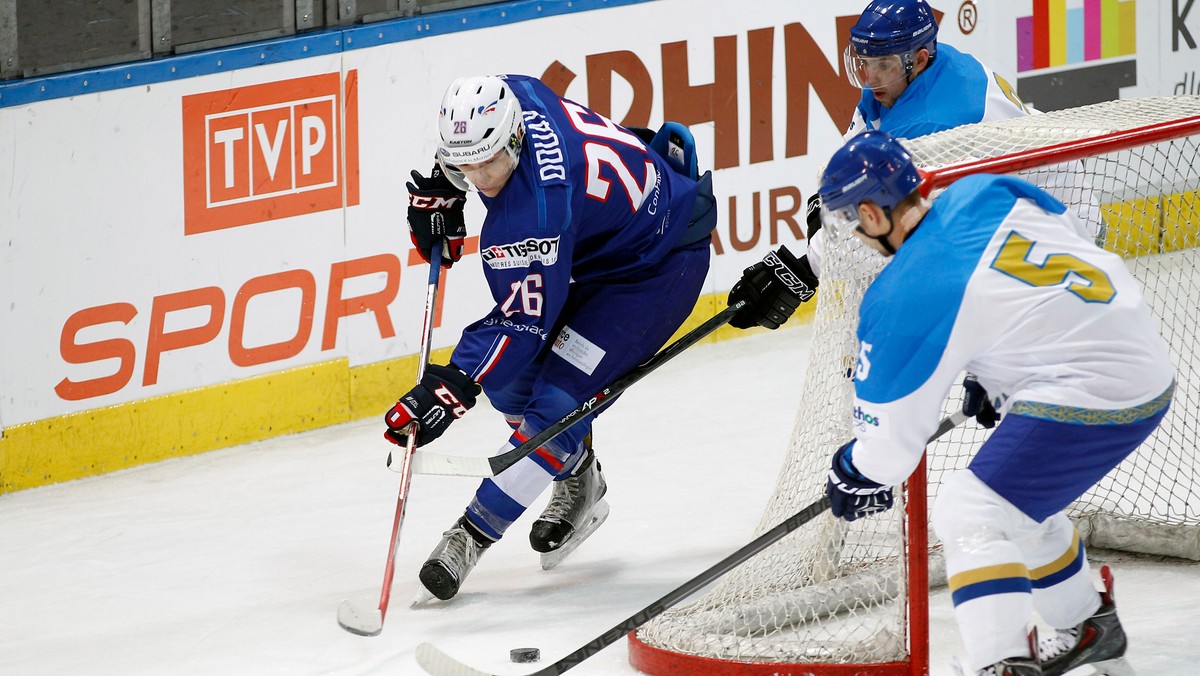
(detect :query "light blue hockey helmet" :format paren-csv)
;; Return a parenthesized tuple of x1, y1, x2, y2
(849, 0, 939, 58)
(817, 131, 922, 239)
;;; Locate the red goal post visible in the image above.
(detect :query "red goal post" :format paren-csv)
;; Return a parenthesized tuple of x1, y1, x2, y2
(629, 95, 1200, 676)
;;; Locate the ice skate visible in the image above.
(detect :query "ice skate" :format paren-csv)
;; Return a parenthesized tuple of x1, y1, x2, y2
(975, 657, 1042, 676)
(1039, 567, 1134, 676)
(951, 652, 1041, 676)
(529, 447, 609, 570)
(951, 628, 1042, 676)
(418, 516, 492, 601)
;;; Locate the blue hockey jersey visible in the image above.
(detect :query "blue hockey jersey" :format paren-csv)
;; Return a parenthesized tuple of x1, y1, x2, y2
(449, 75, 705, 389)
(845, 44, 1029, 140)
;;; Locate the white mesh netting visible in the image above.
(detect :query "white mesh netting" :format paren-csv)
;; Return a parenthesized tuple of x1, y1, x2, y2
(632, 95, 1200, 673)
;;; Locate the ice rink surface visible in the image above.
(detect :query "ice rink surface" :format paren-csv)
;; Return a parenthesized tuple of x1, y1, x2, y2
(3, 325, 1198, 675)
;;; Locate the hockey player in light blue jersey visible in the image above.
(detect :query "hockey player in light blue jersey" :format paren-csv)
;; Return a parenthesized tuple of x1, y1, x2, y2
(385, 75, 716, 601)
(812, 131, 1173, 676)
(729, 0, 1044, 331)
(841, 0, 1028, 140)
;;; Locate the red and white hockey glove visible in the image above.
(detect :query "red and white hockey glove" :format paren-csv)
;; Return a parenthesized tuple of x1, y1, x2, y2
(407, 165, 467, 268)
(384, 364, 480, 448)
(827, 441, 894, 522)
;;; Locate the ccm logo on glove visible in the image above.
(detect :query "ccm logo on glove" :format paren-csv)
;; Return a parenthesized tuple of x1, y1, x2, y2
(384, 363, 480, 447)
(410, 194, 463, 210)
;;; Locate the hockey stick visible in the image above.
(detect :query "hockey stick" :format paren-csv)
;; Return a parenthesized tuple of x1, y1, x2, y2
(337, 243, 443, 637)
(408, 300, 747, 478)
(415, 409, 969, 675)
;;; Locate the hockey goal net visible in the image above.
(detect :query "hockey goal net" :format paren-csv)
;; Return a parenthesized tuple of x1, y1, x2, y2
(630, 95, 1200, 675)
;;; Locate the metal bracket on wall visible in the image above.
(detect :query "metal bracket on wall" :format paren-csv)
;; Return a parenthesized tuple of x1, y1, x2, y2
(296, 0, 318, 31)
(0, 0, 17, 80)
(151, 0, 172, 55)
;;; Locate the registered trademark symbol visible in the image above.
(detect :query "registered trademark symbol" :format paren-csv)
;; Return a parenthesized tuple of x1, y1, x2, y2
(959, 1, 978, 34)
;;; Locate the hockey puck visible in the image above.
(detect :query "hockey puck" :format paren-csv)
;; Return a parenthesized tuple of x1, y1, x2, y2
(510, 647, 541, 663)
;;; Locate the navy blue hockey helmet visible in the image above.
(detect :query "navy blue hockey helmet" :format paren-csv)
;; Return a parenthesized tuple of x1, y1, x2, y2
(849, 0, 939, 58)
(818, 131, 922, 239)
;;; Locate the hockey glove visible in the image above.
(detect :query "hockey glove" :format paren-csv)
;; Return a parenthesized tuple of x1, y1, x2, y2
(962, 374, 999, 429)
(407, 164, 467, 268)
(827, 440, 894, 522)
(728, 245, 818, 330)
(806, 193, 823, 241)
(384, 363, 481, 447)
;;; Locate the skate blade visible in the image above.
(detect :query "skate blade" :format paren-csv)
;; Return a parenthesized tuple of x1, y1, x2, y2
(539, 499, 610, 571)
(1065, 657, 1136, 676)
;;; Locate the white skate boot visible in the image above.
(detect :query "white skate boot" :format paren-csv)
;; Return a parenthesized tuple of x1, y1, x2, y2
(952, 627, 1042, 676)
(417, 516, 492, 601)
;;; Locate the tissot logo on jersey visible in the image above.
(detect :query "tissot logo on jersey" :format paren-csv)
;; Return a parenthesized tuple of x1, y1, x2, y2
(481, 236, 561, 269)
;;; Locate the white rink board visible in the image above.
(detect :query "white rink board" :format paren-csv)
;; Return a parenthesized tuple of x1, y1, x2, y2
(2, 0, 1195, 430)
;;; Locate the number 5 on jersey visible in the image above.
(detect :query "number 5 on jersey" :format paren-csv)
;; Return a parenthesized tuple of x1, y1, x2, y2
(990, 231, 1115, 303)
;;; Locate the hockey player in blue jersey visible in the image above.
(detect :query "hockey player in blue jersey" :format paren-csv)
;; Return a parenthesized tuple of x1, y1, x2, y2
(729, 0, 1032, 331)
(841, 0, 1028, 140)
(810, 131, 1173, 676)
(386, 75, 716, 601)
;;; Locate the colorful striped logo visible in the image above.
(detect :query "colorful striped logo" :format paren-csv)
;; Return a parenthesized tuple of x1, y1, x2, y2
(1017, 0, 1137, 72)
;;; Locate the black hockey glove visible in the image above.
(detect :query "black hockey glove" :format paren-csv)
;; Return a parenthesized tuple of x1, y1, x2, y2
(384, 363, 481, 447)
(407, 164, 467, 268)
(827, 440, 894, 522)
(962, 373, 999, 429)
(806, 193, 823, 241)
(728, 245, 817, 330)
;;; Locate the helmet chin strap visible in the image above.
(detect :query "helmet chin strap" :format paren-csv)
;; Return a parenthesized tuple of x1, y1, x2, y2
(870, 206, 898, 256)
(902, 52, 915, 85)
(902, 46, 933, 85)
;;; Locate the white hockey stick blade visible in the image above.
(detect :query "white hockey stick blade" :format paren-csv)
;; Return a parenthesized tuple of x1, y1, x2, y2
(540, 500, 610, 571)
(409, 450, 494, 477)
(416, 642, 497, 676)
(410, 586, 437, 607)
(336, 599, 383, 637)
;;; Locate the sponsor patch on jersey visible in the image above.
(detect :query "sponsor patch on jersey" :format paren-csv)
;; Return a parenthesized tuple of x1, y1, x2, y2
(551, 325, 605, 375)
(853, 405, 889, 437)
(482, 236, 561, 269)
(482, 317, 550, 341)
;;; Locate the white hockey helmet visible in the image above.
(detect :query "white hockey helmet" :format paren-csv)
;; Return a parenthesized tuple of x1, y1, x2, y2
(436, 76, 524, 191)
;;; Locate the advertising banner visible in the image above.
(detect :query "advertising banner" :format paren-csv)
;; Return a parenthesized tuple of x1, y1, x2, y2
(1, 0, 1191, 488)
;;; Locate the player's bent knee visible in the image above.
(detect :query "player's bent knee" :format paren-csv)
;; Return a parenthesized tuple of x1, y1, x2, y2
(931, 471, 1015, 551)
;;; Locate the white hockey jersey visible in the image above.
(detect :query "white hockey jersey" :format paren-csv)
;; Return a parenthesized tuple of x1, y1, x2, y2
(849, 175, 1174, 487)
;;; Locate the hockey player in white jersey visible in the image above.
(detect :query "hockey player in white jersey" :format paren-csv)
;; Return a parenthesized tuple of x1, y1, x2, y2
(807, 130, 1174, 676)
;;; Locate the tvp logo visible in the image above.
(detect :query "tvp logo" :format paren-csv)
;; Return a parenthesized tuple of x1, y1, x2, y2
(182, 71, 360, 235)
